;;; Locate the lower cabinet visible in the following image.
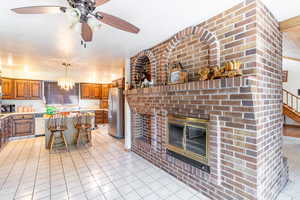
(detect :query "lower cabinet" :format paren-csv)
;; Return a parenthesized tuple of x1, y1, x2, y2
(12, 115, 34, 137)
(0, 117, 13, 149)
(95, 110, 108, 124)
(100, 100, 108, 109)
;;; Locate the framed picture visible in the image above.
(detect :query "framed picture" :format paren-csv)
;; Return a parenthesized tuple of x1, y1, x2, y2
(168, 62, 188, 85)
(283, 71, 288, 82)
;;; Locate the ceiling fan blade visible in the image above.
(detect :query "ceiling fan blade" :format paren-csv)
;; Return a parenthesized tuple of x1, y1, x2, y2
(96, 12, 140, 34)
(81, 22, 93, 42)
(95, 0, 110, 7)
(11, 6, 66, 14)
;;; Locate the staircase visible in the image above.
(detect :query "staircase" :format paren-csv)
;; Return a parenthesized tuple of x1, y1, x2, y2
(283, 89, 300, 123)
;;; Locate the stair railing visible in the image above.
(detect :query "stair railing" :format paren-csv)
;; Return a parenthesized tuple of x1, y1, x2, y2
(283, 89, 300, 113)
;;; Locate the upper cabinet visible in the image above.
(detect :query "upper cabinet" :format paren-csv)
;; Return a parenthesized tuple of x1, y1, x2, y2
(101, 84, 111, 99)
(80, 83, 102, 99)
(15, 80, 30, 99)
(30, 80, 42, 99)
(81, 83, 91, 99)
(15, 79, 42, 100)
(2, 78, 15, 99)
(2, 78, 42, 100)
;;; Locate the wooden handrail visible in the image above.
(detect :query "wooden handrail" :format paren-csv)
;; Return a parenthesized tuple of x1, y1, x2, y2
(283, 89, 300, 113)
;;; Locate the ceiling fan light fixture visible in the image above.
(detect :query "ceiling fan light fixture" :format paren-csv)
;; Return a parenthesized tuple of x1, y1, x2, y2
(66, 8, 81, 23)
(88, 17, 101, 32)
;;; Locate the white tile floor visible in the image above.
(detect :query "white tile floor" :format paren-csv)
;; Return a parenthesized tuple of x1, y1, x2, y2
(277, 137, 300, 200)
(0, 126, 209, 200)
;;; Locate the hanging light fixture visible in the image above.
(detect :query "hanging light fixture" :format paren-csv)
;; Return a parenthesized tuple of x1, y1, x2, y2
(58, 62, 75, 91)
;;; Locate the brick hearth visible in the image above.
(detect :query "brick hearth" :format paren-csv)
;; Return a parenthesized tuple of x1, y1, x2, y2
(126, 0, 288, 199)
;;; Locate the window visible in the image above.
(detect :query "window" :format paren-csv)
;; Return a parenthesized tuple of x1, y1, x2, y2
(44, 81, 79, 105)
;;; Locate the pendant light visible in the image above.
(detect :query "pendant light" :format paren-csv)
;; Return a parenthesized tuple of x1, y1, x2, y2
(58, 62, 75, 91)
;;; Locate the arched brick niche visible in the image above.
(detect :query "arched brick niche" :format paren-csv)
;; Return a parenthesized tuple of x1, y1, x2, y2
(161, 26, 220, 82)
(131, 50, 157, 86)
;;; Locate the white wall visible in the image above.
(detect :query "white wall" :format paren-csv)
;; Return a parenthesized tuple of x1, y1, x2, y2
(124, 58, 132, 150)
(283, 58, 300, 125)
(283, 58, 300, 96)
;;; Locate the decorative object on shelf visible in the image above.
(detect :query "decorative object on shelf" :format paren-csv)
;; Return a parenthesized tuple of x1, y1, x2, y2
(134, 64, 152, 88)
(199, 67, 211, 81)
(283, 70, 288, 82)
(168, 62, 188, 85)
(58, 62, 75, 91)
(198, 60, 242, 81)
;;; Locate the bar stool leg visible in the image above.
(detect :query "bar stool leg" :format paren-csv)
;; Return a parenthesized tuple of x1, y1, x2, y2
(61, 131, 69, 152)
(76, 129, 82, 147)
(49, 132, 56, 152)
(48, 132, 54, 149)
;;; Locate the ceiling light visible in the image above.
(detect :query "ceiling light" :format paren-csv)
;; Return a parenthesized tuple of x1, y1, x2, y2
(111, 74, 117, 80)
(58, 62, 75, 91)
(24, 64, 29, 72)
(7, 55, 13, 66)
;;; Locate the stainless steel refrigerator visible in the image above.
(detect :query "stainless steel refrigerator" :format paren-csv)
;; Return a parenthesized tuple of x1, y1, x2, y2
(108, 88, 124, 138)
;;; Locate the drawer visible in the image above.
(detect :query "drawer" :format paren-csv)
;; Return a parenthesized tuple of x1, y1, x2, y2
(13, 114, 34, 120)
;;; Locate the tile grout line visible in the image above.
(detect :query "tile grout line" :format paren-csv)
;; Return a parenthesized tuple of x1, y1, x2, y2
(0, 140, 27, 192)
(76, 146, 109, 199)
(84, 135, 144, 200)
(58, 151, 71, 199)
(68, 147, 90, 200)
(13, 139, 36, 199)
(30, 137, 43, 200)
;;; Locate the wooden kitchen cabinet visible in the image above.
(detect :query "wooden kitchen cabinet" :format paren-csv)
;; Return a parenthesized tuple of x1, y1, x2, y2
(80, 83, 102, 99)
(94, 85, 102, 99)
(30, 80, 42, 99)
(0, 117, 13, 149)
(15, 80, 30, 99)
(13, 79, 42, 100)
(2, 78, 15, 99)
(81, 83, 91, 99)
(100, 100, 109, 109)
(95, 110, 108, 124)
(12, 115, 34, 137)
(101, 84, 111, 99)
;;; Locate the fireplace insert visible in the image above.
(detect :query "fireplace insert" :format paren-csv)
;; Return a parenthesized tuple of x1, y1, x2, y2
(167, 115, 209, 165)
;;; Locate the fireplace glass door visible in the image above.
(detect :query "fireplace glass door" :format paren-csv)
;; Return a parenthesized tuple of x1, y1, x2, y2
(186, 125, 207, 157)
(168, 123, 185, 149)
(167, 115, 208, 164)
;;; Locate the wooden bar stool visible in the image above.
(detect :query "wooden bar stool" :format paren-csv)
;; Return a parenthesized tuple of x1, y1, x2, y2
(47, 114, 69, 152)
(73, 113, 93, 147)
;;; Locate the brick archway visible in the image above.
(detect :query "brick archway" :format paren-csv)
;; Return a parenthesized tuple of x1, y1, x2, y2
(132, 50, 157, 85)
(161, 26, 220, 83)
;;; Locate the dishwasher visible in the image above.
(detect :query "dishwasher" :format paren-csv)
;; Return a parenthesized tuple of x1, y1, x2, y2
(35, 113, 46, 136)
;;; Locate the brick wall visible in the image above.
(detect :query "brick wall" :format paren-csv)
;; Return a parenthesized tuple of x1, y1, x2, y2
(126, 0, 288, 199)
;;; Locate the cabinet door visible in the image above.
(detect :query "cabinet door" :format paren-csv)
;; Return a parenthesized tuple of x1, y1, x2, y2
(2, 78, 14, 99)
(81, 84, 90, 99)
(103, 111, 108, 123)
(95, 110, 104, 124)
(30, 80, 42, 99)
(100, 100, 109, 109)
(15, 80, 30, 99)
(13, 119, 34, 137)
(89, 84, 95, 99)
(101, 84, 109, 99)
(94, 85, 102, 99)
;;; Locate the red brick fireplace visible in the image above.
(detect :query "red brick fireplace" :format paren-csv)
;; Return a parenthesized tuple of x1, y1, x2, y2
(126, 0, 288, 199)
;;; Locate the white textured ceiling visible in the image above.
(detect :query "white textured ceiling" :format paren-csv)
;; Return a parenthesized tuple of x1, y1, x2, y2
(0, 0, 300, 79)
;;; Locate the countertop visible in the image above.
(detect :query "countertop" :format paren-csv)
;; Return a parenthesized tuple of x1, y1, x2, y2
(0, 108, 108, 120)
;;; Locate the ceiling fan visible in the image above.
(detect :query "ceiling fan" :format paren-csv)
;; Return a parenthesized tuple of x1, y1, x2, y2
(11, 0, 140, 43)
